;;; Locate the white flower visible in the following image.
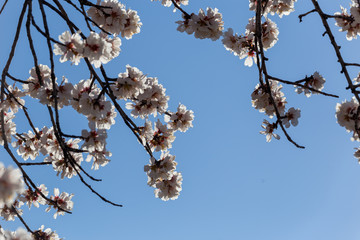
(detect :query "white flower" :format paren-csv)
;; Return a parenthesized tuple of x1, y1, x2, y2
(282, 107, 301, 128)
(295, 72, 326, 97)
(81, 128, 107, 152)
(151, 0, 188, 8)
(85, 149, 111, 170)
(122, 9, 142, 39)
(0, 110, 16, 146)
(19, 184, 48, 209)
(335, 6, 360, 41)
(44, 137, 83, 179)
(71, 79, 116, 129)
(84, 32, 113, 68)
(336, 97, 359, 134)
(269, 0, 297, 17)
(222, 28, 257, 67)
(2, 228, 33, 240)
(249, 0, 297, 17)
(14, 129, 41, 161)
(53, 31, 84, 65)
(138, 120, 153, 145)
(1, 86, 25, 113)
(35, 225, 61, 240)
(144, 152, 177, 187)
(0, 163, 24, 208)
(23, 65, 73, 108)
(87, 0, 142, 39)
(260, 119, 280, 142)
(149, 120, 175, 152)
(177, 8, 224, 41)
(154, 171, 183, 201)
(252, 81, 286, 117)
(165, 103, 194, 132)
(245, 17, 279, 50)
(126, 77, 169, 118)
(353, 72, 360, 84)
(111, 65, 147, 99)
(45, 188, 74, 219)
(101, 32, 121, 60)
(0, 200, 23, 221)
(23, 64, 51, 99)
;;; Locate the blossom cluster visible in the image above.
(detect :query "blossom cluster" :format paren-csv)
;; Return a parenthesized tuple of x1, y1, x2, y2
(0, 160, 73, 227)
(335, 0, 360, 40)
(0, 163, 24, 209)
(144, 152, 182, 201)
(176, 8, 224, 41)
(54, 31, 121, 68)
(0, 225, 61, 240)
(87, 0, 142, 38)
(294, 72, 326, 97)
(336, 97, 360, 141)
(251, 81, 301, 141)
(222, 17, 279, 67)
(249, 0, 298, 17)
(140, 103, 193, 199)
(0, 175, 73, 221)
(151, 0, 189, 9)
(154, 0, 286, 67)
(3, 56, 193, 206)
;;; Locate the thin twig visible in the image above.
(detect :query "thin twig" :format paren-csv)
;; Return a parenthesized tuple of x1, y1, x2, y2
(267, 75, 339, 98)
(0, 0, 9, 15)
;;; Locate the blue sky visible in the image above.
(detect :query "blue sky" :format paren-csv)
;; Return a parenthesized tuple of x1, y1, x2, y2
(1, 0, 360, 239)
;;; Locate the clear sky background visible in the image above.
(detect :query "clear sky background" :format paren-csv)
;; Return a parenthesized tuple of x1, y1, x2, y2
(1, 0, 360, 239)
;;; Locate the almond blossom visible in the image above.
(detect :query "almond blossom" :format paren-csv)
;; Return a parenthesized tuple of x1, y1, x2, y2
(336, 97, 360, 140)
(282, 107, 301, 128)
(144, 152, 177, 187)
(0, 163, 24, 208)
(111, 65, 147, 100)
(176, 7, 224, 41)
(18, 184, 48, 209)
(165, 103, 194, 132)
(1, 227, 33, 240)
(45, 188, 74, 219)
(154, 171, 183, 201)
(151, 0, 189, 8)
(149, 119, 175, 152)
(34, 225, 61, 240)
(295, 72, 326, 97)
(245, 17, 279, 50)
(0, 200, 23, 221)
(335, 5, 360, 40)
(222, 28, 256, 67)
(0, 110, 16, 146)
(251, 81, 287, 117)
(260, 119, 280, 142)
(249, 0, 297, 17)
(53, 31, 84, 65)
(126, 77, 169, 118)
(87, 0, 142, 39)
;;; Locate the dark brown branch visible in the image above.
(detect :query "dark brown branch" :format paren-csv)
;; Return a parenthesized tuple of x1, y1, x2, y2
(309, 0, 360, 139)
(20, 162, 52, 166)
(170, 0, 191, 18)
(298, 9, 316, 22)
(255, 0, 304, 149)
(0, 0, 9, 15)
(30, 14, 64, 46)
(6, 73, 29, 84)
(72, 165, 123, 207)
(345, 62, 360, 67)
(267, 75, 339, 98)
(13, 206, 34, 234)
